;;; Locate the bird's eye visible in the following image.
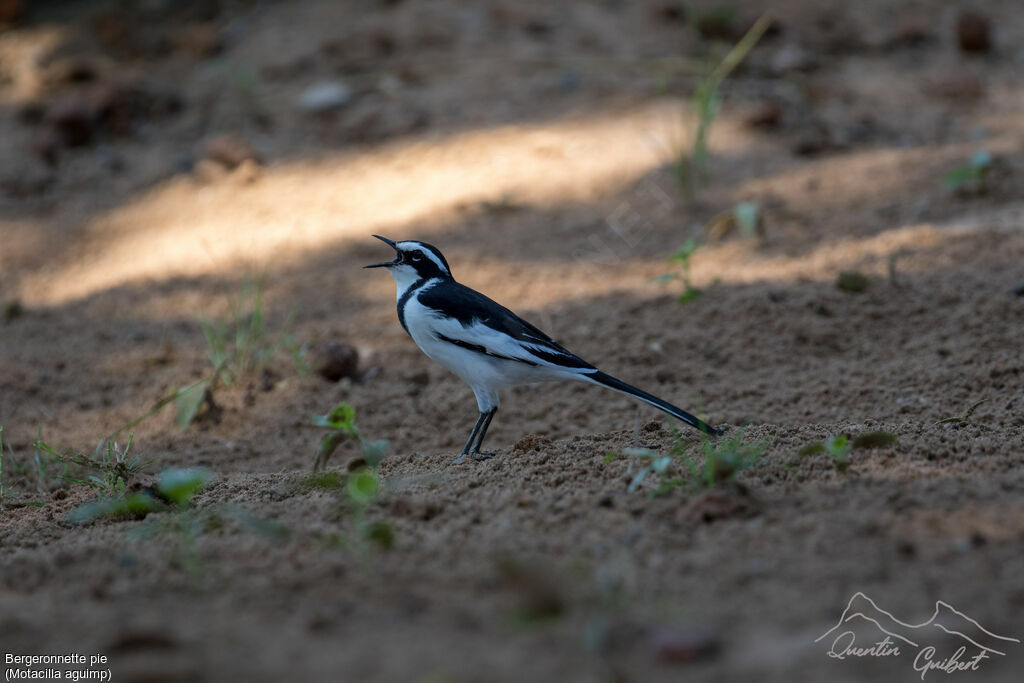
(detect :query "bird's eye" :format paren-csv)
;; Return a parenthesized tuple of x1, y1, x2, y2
(410, 253, 422, 261)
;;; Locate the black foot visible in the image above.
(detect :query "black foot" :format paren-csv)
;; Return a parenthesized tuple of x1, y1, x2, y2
(453, 450, 495, 464)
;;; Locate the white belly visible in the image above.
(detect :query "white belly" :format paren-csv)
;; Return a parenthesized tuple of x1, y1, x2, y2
(402, 294, 565, 393)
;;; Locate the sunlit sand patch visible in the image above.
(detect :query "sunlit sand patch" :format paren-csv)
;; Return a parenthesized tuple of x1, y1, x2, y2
(21, 101, 757, 305)
(454, 217, 1019, 313)
(0, 25, 71, 102)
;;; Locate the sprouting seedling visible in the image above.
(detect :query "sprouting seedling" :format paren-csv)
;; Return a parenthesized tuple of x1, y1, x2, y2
(944, 150, 992, 193)
(657, 238, 703, 303)
(624, 448, 673, 493)
(69, 466, 212, 524)
(72, 467, 285, 579)
(621, 426, 765, 494)
(935, 398, 988, 426)
(312, 401, 390, 472)
(21, 428, 80, 496)
(825, 434, 851, 474)
(698, 428, 765, 487)
(175, 276, 310, 429)
(0, 428, 49, 507)
(34, 434, 151, 496)
(347, 466, 394, 551)
(300, 453, 393, 552)
(306, 402, 394, 551)
(155, 467, 213, 506)
(677, 13, 774, 198)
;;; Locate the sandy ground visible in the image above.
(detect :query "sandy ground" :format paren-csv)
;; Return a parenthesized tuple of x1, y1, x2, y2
(2, 1, 1023, 681)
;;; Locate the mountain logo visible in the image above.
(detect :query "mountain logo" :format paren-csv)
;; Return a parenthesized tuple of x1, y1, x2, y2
(816, 592, 1020, 678)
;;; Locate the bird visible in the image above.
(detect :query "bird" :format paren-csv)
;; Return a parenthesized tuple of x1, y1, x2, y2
(364, 235, 722, 462)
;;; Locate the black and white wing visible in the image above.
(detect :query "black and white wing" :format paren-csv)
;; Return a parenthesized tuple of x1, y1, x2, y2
(416, 280, 595, 372)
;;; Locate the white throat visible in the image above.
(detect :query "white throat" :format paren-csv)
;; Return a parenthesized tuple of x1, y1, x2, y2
(388, 264, 433, 300)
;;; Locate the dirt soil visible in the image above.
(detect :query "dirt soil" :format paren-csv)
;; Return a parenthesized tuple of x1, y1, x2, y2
(2, 1, 1023, 681)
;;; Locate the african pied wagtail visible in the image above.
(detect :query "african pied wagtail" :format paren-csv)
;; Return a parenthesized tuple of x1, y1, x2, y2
(365, 235, 722, 462)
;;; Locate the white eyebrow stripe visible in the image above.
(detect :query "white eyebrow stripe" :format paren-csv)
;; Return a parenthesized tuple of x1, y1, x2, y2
(397, 241, 450, 275)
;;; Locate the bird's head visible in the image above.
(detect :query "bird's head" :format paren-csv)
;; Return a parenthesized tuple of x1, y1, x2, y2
(364, 235, 453, 286)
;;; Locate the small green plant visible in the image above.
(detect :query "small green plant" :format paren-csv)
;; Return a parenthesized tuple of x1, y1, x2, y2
(302, 460, 394, 552)
(69, 466, 212, 524)
(658, 238, 703, 303)
(176, 277, 309, 429)
(0, 429, 83, 506)
(825, 434, 851, 473)
(621, 427, 765, 494)
(309, 401, 393, 552)
(935, 398, 988, 426)
(944, 150, 992, 193)
(72, 467, 286, 578)
(677, 13, 774, 197)
(299, 470, 346, 492)
(696, 429, 765, 487)
(312, 401, 390, 472)
(852, 431, 898, 449)
(34, 434, 150, 495)
(346, 466, 394, 551)
(624, 448, 673, 492)
(122, 468, 216, 578)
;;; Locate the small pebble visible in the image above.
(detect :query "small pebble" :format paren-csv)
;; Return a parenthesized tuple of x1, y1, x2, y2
(313, 340, 359, 382)
(297, 82, 354, 113)
(956, 11, 991, 53)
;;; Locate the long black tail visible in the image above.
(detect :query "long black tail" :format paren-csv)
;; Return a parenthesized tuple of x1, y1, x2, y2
(584, 371, 722, 436)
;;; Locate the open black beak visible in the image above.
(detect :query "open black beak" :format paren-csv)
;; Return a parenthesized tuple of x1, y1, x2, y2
(364, 235, 400, 268)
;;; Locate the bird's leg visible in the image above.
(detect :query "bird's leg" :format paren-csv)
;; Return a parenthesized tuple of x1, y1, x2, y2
(468, 408, 498, 461)
(454, 412, 488, 464)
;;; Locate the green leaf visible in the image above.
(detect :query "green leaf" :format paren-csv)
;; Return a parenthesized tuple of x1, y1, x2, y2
(670, 238, 701, 263)
(360, 439, 390, 467)
(943, 165, 978, 188)
(175, 380, 210, 429)
(69, 493, 161, 524)
(825, 434, 849, 456)
(313, 402, 357, 433)
(970, 149, 992, 169)
(300, 471, 345, 491)
(799, 442, 825, 456)
(852, 431, 897, 449)
(734, 201, 760, 238)
(362, 521, 394, 550)
(627, 469, 649, 493)
(156, 467, 212, 506)
(313, 431, 349, 472)
(678, 287, 702, 303)
(347, 467, 379, 505)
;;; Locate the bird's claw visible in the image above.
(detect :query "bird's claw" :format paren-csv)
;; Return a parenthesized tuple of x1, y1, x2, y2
(453, 451, 495, 464)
